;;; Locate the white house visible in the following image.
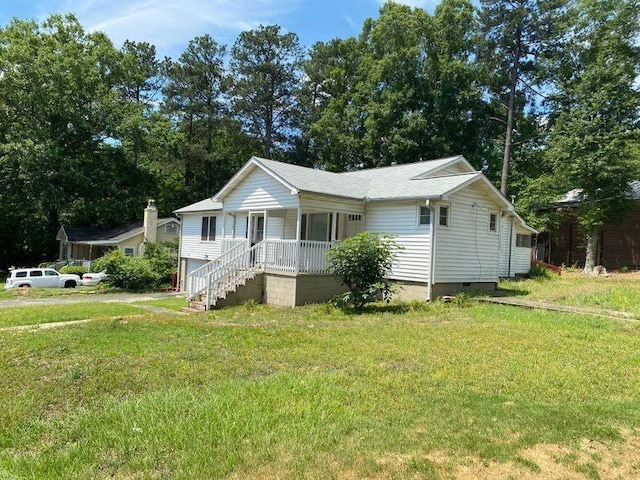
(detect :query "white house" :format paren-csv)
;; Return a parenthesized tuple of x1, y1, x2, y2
(174, 155, 535, 309)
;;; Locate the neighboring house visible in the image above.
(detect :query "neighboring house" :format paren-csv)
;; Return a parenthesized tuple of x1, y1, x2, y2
(536, 182, 640, 270)
(175, 155, 536, 309)
(56, 200, 180, 263)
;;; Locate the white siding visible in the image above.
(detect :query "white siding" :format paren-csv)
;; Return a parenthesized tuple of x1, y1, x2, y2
(283, 209, 298, 239)
(300, 193, 364, 214)
(266, 211, 285, 239)
(498, 215, 513, 277)
(498, 217, 533, 276)
(179, 213, 222, 260)
(514, 225, 533, 274)
(364, 201, 431, 282)
(223, 168, 299, 211)
(430, 163, 472, 176)
(434, 185, 502, 283)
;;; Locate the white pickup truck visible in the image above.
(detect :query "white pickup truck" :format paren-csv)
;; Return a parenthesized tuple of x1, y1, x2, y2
(4, 268, 82, 289)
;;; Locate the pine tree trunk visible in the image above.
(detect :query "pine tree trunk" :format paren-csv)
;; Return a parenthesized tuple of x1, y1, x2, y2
(501, 27, 522, 197)
(583, 229, 598, 275)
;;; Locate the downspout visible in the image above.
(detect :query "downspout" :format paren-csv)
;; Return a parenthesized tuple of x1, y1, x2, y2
(427, 199, 436, 301)
(507, 215, 514, 278)
(176, 214, 183, 291)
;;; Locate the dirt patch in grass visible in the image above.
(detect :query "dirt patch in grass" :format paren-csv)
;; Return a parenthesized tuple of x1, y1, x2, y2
(446, 428, 640, 479)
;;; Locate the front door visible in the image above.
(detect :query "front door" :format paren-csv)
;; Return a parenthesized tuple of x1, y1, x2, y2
(251, 215, 264, 244)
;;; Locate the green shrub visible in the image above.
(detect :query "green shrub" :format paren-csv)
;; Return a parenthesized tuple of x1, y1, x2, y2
(91, 250, 128, 276)
(529, 263, 554, 280)
(143, 241, 177, 285)
(91, 246, 174, 291)
(327, 232, 401, 311)
(59, 265, 87, 276)
(118, 258, 161, 290)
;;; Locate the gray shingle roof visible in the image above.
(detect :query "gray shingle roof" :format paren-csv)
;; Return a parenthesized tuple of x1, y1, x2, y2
(174, 198, 223, 214)
(61, 218, 177, 244)
(255, 155, 473, 201)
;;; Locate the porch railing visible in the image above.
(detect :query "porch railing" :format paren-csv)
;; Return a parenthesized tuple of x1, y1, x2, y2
(185, 239, 336, 308)
(263, 239, 335, 274)
(187, 240, 248, 300)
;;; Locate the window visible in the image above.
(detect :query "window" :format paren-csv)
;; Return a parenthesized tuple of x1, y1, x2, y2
(489, 213, 497, 232)
(201, 216, 216, 241)
(439, 206, 449, 227)
(29, 270, 43, 277)
(123, 247, 135, 257)
(45, 270, 58, 276)
(516, 234, 531, 248)
(15, 271, 27, 278)
(164, 223, 178, 234)
(418, 206, 431, 226)
(348, 214, 362, 222)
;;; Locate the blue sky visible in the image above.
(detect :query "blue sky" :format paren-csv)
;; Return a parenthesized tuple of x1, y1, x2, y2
(1, 0, 442, 59)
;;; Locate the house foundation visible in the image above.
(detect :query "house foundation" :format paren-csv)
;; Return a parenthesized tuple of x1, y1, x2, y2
(263, 273, 348, 307)
(430, 282, 497, 297)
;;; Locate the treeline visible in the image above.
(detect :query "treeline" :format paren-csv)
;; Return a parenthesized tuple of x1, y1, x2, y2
(0, 0, 638, 270)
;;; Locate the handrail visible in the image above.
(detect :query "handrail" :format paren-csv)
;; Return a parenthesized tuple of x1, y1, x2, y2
(193, 239, 336, 309)
(205, 241, 264, 307)
(186, 239, 248, 300)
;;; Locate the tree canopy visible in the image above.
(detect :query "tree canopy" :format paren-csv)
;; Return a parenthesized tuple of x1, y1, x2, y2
(0, 1, 638, 270)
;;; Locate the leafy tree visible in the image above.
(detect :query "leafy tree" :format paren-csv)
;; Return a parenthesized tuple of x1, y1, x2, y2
(229, 25, 305, 159)
(327, 232, 400, 310)
(543, 0, 640, 273)
(304, 37, 365, 171)
(0, 14, 148, 266)
(118, 40, 167, 166)
(307, 1, 493, 172)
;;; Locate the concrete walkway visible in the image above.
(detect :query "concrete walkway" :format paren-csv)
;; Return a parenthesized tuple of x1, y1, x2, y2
(477, 296, 638, 320)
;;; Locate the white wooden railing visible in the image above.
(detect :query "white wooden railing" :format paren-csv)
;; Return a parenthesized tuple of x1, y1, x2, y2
(187, 240, 248, 300)
(263, 240, 335, 274)
(186, 239, 335, 308)
(204, 241, 264, 307)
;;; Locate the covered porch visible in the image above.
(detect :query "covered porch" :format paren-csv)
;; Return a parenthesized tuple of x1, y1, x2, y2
(187, 205, 364, 308)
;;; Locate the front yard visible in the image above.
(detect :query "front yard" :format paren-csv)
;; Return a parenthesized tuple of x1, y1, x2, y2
(1, 275, 640, 478)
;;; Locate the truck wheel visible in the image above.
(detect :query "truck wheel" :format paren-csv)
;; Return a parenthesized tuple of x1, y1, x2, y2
(18, 284, 31, 288)
(64, 280, 77, 288)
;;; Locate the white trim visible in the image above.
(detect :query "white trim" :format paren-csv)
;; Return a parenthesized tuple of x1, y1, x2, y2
(438, 203, 450, 228)
(488, 212, 498, 233)
(417, 205, 431, 228)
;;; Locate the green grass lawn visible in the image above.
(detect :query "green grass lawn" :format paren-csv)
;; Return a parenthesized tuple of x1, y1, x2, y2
(134, 295, 189, 312)
(1, 300, 640, 479)
(499, 270, 640, 315)
(0, 303, 145, 328)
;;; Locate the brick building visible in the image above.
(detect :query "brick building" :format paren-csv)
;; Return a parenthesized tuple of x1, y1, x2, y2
(537, 183, 640, 270)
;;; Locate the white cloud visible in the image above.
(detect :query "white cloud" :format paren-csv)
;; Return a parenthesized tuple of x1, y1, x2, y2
(46, 0, 300, 57)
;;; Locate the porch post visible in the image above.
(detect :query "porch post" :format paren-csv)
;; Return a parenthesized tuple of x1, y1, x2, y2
(221, 212, 226, 239)
(331, 212, 338, 241)
(295, 206, 302, 274)
(247, 211, 252, 242)
(263, 210, 269, 268)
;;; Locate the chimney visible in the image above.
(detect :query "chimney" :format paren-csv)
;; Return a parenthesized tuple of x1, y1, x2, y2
(143, 199, 158, 243)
